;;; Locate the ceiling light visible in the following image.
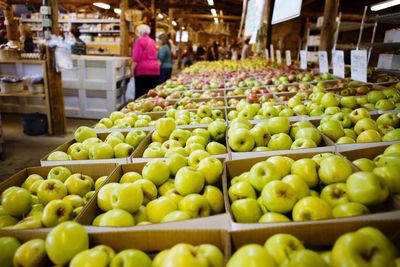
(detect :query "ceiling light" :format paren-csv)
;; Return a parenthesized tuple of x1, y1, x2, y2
(93, 2, 110, 9)
(157, 13, 164, 19)
(207, 0, 214, 6)
(211, 8, 217, 17)
(182, 26, 185, 30)
(371, 0, 400, 11)
(172, 20, 177, 26)
(214, 18, 219, 24)
(114, 8, 121, 14)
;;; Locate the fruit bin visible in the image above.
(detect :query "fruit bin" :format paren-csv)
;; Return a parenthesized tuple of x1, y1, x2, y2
(132, 127, 229, 162)
(40, 130, 150, 166)
(0, 163, 117, 230)
(0, 227, 230, 266)
(224, 151, 400, 231)
(76, 160, 231, 230)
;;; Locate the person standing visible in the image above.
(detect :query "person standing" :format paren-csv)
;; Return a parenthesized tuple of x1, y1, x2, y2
(158, 34, 172, 84)
(131, 24, 160, 99)
(241, 38, 251, 60)
(19, 24, 35, 53)
(70, 26, 87, 55)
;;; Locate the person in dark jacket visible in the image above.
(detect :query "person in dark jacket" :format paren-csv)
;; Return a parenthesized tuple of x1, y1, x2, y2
(157, 34, 172, 84)
(70, 26, 87, 55)
(19, 23, 35, 52)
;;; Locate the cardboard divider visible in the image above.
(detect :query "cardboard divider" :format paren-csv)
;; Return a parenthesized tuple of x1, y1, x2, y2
(76, 159, 230, 230)
(224, 151, 400, 231)
(132, 127, 229, 162)
(338, 142, 399, 161)
(40, 130, 151, 166)
(230, 219, 400, 250)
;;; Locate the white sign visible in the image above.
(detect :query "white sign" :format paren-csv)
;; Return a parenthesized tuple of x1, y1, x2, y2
(270, 44, 275, 62)
(318, 51, 329, 73)
(332, 50, 345, 78)
(351, 50, 368, 82)
(300, 50, 307, 69)
(276, 50, 282, 64)
(244, 0, 266, 44)
(272, 0, 302, 25)
(285, 50, 291, 66)
(265, 49, 269, 61)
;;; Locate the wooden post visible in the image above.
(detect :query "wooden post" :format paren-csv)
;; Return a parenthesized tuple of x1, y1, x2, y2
(46, 0, 66, 135)
(319, 0, 339, 59)
(120, 0, 129, 56)
(3, 5, 19, 41)
(266, 0, 275, 48)
(150, 0, 156, 39)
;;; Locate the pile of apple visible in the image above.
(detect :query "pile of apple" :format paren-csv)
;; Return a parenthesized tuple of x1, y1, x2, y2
(0, 166, 105, 229)
(93, 154, 224, 226)
(175, 97, 225, 110)
(227, 94, 276, 107)
(227, 226, 399, 267)
(268, 81, 311, 93)
(318, 110, 400, 144)
(94, 111, 158, 129)
(183, 89, 225, 99)
(47, 126, 147, 161)
(228, 147, 399, 223)
(357, 88, 400, 111)
(142, 118, 227, 158)
(122, 97, 175, 113)
(227, 102, 295, 120)
(0, 221, 225, 266)
(165, 106, 225, 126)
(228, 117, 325, 152)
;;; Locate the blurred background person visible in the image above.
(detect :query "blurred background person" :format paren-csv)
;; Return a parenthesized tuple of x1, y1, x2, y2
(195, 43, 205, 61)
(70, 25, 87, 55)
(19, 23, 34, 52)
(131, 24, 160, 99)
(182, 41, 193, 67)
(241, 38, 251, 59)
(157, 34, 172, 84)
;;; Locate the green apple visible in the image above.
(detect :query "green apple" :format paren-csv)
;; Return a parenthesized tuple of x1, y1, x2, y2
(383, 128, 400, 141)
(110, 249, 152, 267)
(377, 113, 399, 127)
(349, 108, 370, 124)
(156, 118, 176, 138)
(47, 166, 71, 182)
(320, 183, 349, 208)
(248, 161, 281, 192)
(291, 138, 317, 149)
(63, 194, 85, 209)
(332, 202, 370, 218)
(186, 135, 208, 149)
(98, 209, 135, 227)
(143, 146, 165, 158)
(161, 140, 183, 153)
(132, 205, 148, 224)
(132, 179, 157, 205)
(324, 106, 341, 115)
(46, 221, 89, 265)
(22, 174, 44, 192)
(0, 237, 20, 267)
(197, 105, 212, 118)
(346, 171, 390, 206)
(319, 120, 344, 141)
(203, 185, 224, 214)
(65, 173, 94, 196)
(109, 111, 125, 122)
(41, 199, 73, 227)
(267, 117, 290, 134)
(259, 212, 291, 223)
(228, 128, 255, 152)
(161, 210, 192, 222)
(105, 135, 123, 148)
(354, 118, 378, 135)
(1, 187, 32, 217)
(295, 127, 322, 145)
(340, 96, 358, 109)
(111, 183, 143, 213)
(337, 136, 356, 144)
(82, 137, 102, 152)
(318, 155, 353, 184)
(352, 158, 376, 171)
(97, 183, 119, 211)
(264, 233, 305, 265)
(13, 239, 46, 267)
(373, 164, 400, 193)
(166, 153, 187, 177)
(192, 128, 211, 143)
(169, 129, 191, 146)
(228, 180, 257, 202)
(70, 249, 109, 267)
(37, 179, 68, 205)
(208, 121, 227, 141)
(282, 174, 310, 200)
(268, 133, 293, 150)
(146, 196, 177, 223)
(197, 157, 223, 184)
(291, 159, 319, 187)
(178, 193, 210, 218)
(280, 249, 328, 267)
(250, 125, 271, 147)
(188, 150, 210, 168)
(165, 147, 188, 157)
(206, 142, 227, 154)
(175, 167, 205, 196)
(344, 128, 357, 140)
(120, 171, 142, 183)
(261, 181, 297, 213)
(331, 112, 352, 128)
(227, 244, 277, 267)
(74, 126, 97, 142)
(321, 92, 339, 108)
(357, 227, 398, 259)
(290, 121, 315, 139)
(356, 129, 382, 143)
(0, 215, 18, 228)
(231, 198, 262, 223)
(292, 196, 333, 221)
(266, 156, 294, 177)
(47, 151, 70, 161)
(367, 90, 385, 104)
(89, 143, 114, 159)
(113, 143, 134, 158)
(125, 130, 146, 147)
(142, 159, 170, 186)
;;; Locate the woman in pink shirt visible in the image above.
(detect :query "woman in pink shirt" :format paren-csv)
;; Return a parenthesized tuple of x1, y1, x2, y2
(132, 24, 160, 99)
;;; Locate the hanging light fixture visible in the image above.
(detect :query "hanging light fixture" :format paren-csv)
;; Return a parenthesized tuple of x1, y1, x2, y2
(114, 8, 121, 14)
(172, 20, 177, 26)
(371, 0, 400, 11)
(207, 0, 214, 6)
(93, 2, 111, 9)
(210, 8, 217, 17)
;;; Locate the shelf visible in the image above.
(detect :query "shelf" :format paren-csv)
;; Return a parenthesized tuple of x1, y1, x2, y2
(368, 12, 400, 24)
(86, 42, 119, 45)
(0, 59, 45, 64)
(60, 19, 120, 23)
(371, 42, 400, 50)
(0, 92, 45, 97)
(80, 30, 120, 33)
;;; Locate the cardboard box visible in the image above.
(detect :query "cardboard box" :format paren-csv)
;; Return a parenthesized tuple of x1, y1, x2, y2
(338, 142, 399, 159)
(132, 128, 229, 162)
(40, 130, 150, 166)
(77, 161, 231, 230)
(224, 151, 400, 231)
(0, 163, 117, 230)
(0, 229, 231, 266)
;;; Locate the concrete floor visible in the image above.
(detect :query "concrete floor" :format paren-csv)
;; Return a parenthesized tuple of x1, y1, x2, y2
(0, 114, 96, 181)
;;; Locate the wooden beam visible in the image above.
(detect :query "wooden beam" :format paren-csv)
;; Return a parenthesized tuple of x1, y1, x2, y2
(135, 0, 150, 12)
(3, 4, 19, 41)
(46, 0, 66, 135)
(178, 14, 241, 20)
(302, 11, 362, 21)
(7, 0, 120, 4)
(320, 0, 339, 59)
(120, 0, 129, 56)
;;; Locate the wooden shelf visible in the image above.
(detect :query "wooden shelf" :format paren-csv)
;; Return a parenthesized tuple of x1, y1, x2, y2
(80, 30, 120, 33)
(21, 18, 120, 23)
(0, 92, 45, 97)
(86, 42, 119, 45)
(0, 59, 45, 64)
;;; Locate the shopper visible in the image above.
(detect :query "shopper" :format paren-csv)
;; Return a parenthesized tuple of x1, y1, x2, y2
(241, 38, 251, 59)
(167, 33, 176, 58)
(182, 41, 193, 67)
(0, 28, 7, 45)
(231, 43, 239, 60)
(19, 23, 34, 53)
(132, 24, 160, 99)
(157, 34, 172, 84)
(195, 44, 206, 61)
(70, 26, 87, 55)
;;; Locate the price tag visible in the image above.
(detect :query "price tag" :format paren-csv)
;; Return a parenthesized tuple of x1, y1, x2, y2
(300, 50, 307, 69)
(270, 44, 275, 62)
(318, 51, 329, 73)
(351, 50, 367, 82)
(285, 50, 291, 66)
(265, 49, 269, 61)
(276, 50, 282, 64)
(332, 50, 345, 78)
